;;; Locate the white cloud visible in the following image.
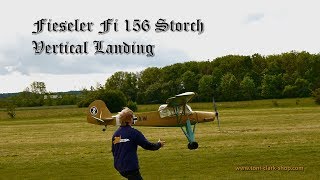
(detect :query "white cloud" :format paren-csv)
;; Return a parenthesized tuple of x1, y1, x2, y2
(245, 13, 265, 24)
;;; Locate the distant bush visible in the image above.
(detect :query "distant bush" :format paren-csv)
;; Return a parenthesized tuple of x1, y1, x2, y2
(272, 100, 279, 107)
(77, 97, 95, 108)
(7, 103, 16, 119)
(127, 101, 138, 112)
(78, 89, 127, 113)
(101, 90, 127, 113)
(312, 88, 320, 104)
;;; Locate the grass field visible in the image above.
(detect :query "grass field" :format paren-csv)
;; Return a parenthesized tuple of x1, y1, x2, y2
(0, 98, 319, 179)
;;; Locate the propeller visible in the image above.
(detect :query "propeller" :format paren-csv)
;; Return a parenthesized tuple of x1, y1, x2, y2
(213, 97, 220, 131)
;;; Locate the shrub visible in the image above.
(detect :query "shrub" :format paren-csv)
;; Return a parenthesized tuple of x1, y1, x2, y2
(272, 100, 279, 107)
(98, 90, 126, 113)
(312, 88, 320, 105)
(7, 103, 16, 119)
(127, 101, 138, 112)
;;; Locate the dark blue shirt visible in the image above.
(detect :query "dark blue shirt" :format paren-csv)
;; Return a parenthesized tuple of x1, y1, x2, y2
(112, 126, 161, 173)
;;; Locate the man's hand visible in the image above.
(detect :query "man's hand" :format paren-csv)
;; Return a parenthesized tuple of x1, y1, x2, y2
(158, 138, 165, 147)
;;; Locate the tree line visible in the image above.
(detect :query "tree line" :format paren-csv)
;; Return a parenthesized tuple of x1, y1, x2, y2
(0, 82, 80, 108)
(100, 51, 320, 104)
(1, 51, 320, 112)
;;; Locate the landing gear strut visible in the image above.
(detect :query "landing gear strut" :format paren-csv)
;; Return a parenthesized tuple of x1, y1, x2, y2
(181, 119, 198, 150)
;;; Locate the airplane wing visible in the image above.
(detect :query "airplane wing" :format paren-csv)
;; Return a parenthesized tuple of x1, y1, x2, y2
(166, 92, 195, 107)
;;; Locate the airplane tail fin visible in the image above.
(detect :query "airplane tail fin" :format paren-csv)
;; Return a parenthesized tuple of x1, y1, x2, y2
(87, 100, 113, 125)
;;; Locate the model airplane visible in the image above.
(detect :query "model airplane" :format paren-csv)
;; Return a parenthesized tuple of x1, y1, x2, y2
(87, 92, 220, 150)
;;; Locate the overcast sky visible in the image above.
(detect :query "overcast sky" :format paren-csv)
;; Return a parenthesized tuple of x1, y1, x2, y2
(1, 0, 319, 93)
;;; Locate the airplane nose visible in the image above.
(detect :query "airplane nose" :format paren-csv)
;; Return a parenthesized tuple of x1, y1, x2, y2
(204, 115, 214, 122)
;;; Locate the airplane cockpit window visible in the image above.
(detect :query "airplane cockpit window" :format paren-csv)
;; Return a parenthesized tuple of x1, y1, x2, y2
(158, 104, 192, 118)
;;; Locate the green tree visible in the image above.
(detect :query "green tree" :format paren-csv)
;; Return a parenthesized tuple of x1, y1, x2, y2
(282, 85, 298, 98)
(161, 80, 183, 100)
(10, 87, 44, 107)
(198, 75, 214, 101)
(101, 90, 127, 112)
(294, 78, 311, 97)
(181, 71, 200, 92)
(138, 67, 162, 90)
(212, 68, 223, 97)
(137, 67, 162, 103)
(161, 63, 186, 82)
(78, 88, 126, 112)
(261, 74, 283, 99)
(143, 82, 163, 103)
(219, 73, 239, 101)
(282, 78, 311, 98)
(105, 71, 138, 101)
(30, 81, 47, 94)
(240, 76, 256, 100)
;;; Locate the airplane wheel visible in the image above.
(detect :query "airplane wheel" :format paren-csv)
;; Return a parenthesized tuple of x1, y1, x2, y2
(188, 142, 198, 150)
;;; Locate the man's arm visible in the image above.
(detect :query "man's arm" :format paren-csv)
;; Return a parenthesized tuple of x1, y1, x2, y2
(135, 130, 164, 150)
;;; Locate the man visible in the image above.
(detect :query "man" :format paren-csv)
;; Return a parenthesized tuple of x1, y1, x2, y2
(112, 107, 165, 180)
